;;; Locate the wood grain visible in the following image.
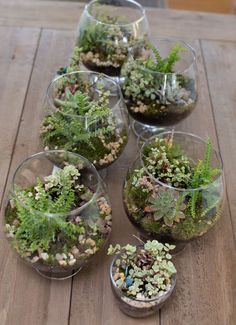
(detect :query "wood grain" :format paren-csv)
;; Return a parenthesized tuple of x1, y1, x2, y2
(0, 26, 39, 202)
(168, 0, 233, 14)
(1, 1, 236, 42)
(201, 39, 236, 243)
(0, 29, 75, 325)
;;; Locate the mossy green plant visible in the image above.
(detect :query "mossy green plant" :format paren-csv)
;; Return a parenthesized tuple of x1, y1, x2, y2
(121, 41, 197, 126)
(5, 164, 112, 271)
(123, 136, 224, 242)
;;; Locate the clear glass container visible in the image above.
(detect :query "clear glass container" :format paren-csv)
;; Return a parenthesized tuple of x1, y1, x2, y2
(121, 39, 198, 136)
(41, 71, 129, 170)
(110, 254, 177, 317)
(4, 150, 112, 279)
(76, 0, 149, 77)
(123, 131, 224, 248)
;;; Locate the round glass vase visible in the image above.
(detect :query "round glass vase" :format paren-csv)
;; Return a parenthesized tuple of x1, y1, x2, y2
(123, 131, 225, 250)
(41, 71, 129, 171)
(110, 255, 177, 318)
(121, 39, 198, 136)
(76, 0, 149, 77)
(3, 150, 112, 280)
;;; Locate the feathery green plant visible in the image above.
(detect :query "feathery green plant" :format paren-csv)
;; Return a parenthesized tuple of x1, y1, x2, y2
(5, 165, 88, 255)
(145, 42, 185, 73)
(188, 139, 221, 218)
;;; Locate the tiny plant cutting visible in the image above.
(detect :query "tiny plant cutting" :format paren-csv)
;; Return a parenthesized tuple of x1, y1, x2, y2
(108, 240, 176, 317)
(121, 41, 197, 126)
(123, 133, 224, 242)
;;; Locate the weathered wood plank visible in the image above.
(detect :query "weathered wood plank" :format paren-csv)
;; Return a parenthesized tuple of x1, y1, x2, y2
(201, 40, 236, 242)
(0, 26, 39, 202)
(0, 29, 75, 325)
(159, 40, 236, 325)
(0, 1, 236, 42)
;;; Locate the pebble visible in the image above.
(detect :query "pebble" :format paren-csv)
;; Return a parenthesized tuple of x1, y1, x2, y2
(62, 253, 67, 260)
(86, 238, 96, 247)
(55, 253, 63, 261)
(68, 259, 76, 266)
(75, 216, 81, 223)
(71, 247, 79, 255)
(31, 256, 40, 263)
(58, 260, 67, 267)
(105, 215, 112, 221)
(85, 248, 94, 255)
(40, 252, 49, 261)
(68, 253, 74, 260)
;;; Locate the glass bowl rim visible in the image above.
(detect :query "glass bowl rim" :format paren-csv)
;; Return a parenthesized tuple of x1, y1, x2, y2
(140, 130, 224, 192)
(46, 70, 124, 119)
(84, 0, 146, 27)
(127, 38, 197, 75)
(109, 252, 177, 303)
(11, 150, 102, 218)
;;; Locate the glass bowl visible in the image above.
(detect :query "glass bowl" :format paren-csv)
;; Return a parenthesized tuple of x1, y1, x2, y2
(4, 150, 112, 279)
(110, 254, 177, 317)
(123, 131, 225, 248)
(121, 39, 198, 136)
(40, 71, 129, 170)
(76, 0, 149, 77)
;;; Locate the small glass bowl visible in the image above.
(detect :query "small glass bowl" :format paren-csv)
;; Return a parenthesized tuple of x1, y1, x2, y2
(4, 150, 112, 279)
(110, 255, 177, 317)
(76, 0, 149, 77)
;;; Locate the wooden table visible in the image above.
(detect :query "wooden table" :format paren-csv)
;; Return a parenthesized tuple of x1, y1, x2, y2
(0, 2, 236, 324)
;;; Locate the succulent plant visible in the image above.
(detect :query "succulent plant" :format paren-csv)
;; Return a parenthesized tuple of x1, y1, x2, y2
(147, 191, 185, 227)
(108, 240, 176, 299)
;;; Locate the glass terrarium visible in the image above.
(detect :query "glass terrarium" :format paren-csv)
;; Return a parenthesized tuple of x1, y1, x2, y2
(4, 151, 112, 279)
(76, 0, 149, 77)
(40, 71, 129, 170)
(123, 131, 225, 249)
(121, 39, 198, 136)
(109, 241, 177, 317)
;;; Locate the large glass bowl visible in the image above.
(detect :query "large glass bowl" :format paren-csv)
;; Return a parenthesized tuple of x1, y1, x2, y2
(123, 132, 224, 248)
(76, 0, 149, 77)
(41, 71, 129, 170)
(121, 39, 198, 136)
(3, 151, 112, 279)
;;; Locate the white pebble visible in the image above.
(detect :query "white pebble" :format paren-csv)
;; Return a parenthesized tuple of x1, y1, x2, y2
(59, 260, 67, 267)
(71, 247, 79, 255)
(40, 253, 49, 261)
(55, 253, 63, 261)
(68, 259, 76, 266)
(31, 256, 39, 263)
